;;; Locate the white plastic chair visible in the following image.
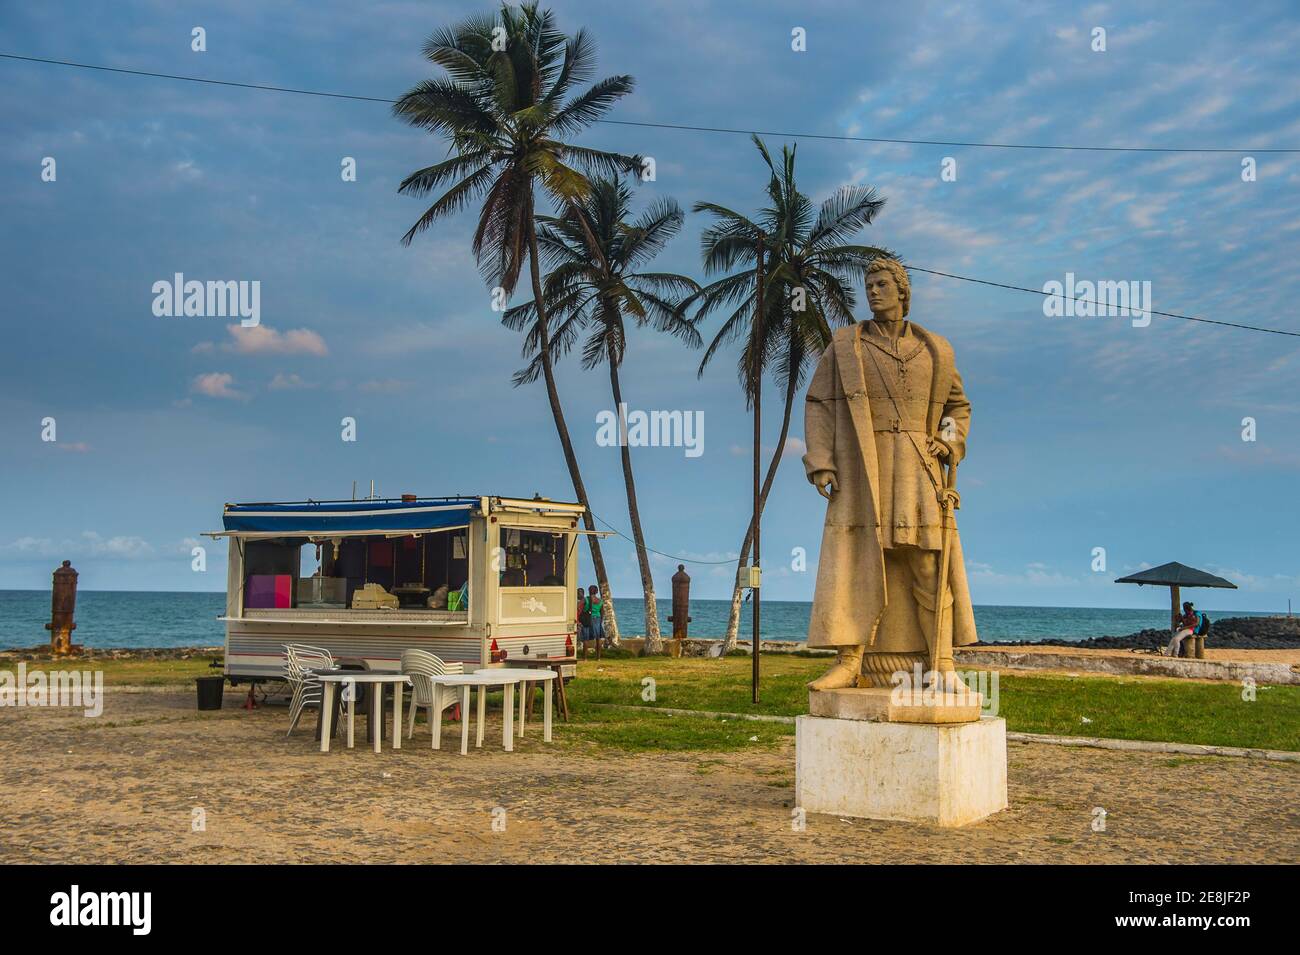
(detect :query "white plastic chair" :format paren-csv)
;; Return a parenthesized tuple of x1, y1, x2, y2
(401, 649, 463, 741)
(283, 644, 338, 736)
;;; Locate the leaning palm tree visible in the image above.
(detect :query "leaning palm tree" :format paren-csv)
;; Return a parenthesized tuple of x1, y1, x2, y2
(504, 178, 700, 652)
(393, 2, 641, 641)
(688, 136, 890, 652)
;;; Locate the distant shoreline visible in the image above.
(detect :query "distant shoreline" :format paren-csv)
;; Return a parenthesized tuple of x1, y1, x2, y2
(0, 588, 1288, 616)
(5, 616, 1299, 658)
(2, 590, 1293, 651)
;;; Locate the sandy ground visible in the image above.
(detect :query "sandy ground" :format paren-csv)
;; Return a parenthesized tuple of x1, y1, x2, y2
(2, 688, 1296, 864)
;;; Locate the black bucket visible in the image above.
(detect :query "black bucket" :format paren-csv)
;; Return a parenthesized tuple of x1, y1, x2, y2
(195, 675, 225, 710)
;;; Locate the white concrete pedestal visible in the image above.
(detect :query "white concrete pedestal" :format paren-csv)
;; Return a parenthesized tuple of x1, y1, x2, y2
(796, 715, 1008, 827)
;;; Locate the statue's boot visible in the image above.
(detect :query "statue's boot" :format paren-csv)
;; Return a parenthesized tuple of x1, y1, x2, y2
(913, 584, 963, 693)
(807, 645, 865, 691)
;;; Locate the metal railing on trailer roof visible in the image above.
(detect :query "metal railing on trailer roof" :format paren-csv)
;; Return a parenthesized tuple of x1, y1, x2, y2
(224, 494, 479, 507)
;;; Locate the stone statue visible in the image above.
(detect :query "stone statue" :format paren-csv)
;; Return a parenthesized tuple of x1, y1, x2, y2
(803, 259, 977, 692)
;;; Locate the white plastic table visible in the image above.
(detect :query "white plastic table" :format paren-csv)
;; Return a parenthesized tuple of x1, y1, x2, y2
(317, 671, 411, 754)
(477, 667, 558, 743)
(424, 672, 522, 754)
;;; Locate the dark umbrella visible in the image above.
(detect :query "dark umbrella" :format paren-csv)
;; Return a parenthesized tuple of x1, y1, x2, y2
(1114, 561, 1238, 631)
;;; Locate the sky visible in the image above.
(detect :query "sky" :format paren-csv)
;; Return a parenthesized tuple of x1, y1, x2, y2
(1, 0, 1297, 615)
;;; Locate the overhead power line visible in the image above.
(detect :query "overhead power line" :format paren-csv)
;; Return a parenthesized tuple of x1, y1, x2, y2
(0, 53, 395, 103)
(587, 507, 740, 566)
(907, 268, 1300, 338)
(4, 52, 1298, 337)
(597, 118, 1300, 154)
(5, 53, 1298, 153)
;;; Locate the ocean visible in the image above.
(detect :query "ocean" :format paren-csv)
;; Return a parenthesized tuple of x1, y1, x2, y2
(0, 589, 1279, 649)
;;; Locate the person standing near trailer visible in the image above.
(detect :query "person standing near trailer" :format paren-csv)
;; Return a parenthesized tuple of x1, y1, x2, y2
(585, 584, 607, 648)
(576, 588, 589, 644)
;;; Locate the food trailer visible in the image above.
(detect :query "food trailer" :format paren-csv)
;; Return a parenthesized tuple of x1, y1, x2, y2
(206, 494, 587, 683)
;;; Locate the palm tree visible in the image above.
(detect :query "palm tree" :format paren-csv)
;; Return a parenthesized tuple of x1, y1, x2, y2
(688, 136, 890, 652)
(504, 178, 701, 652)
(393, 2, 641, 641)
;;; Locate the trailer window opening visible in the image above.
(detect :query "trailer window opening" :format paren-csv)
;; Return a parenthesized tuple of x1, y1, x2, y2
(241, 530, 470, 612)
(498, 527, 566, 588)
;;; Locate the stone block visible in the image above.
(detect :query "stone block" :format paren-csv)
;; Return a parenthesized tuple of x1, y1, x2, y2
(796, 715, 1008, 827)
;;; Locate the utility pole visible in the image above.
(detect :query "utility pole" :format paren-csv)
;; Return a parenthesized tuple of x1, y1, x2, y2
(752, 235, 765, 704)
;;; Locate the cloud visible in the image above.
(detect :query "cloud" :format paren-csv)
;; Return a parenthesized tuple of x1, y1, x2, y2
(358, 378, 413, 393)
(730, 438, 808, 459)
(1211, 443, 1300, 471)
(0, 531, 155, 561)
(363, 322, 442, 356)
(194, 325, 328, 357)
(1203, 566, 1300, 592)
(966, 561, 1083, 589)
(268, 372, 317, 390)
(229, 324, 328, 356)
(170, 159, 203, 183)
(191, 372, 246, 400)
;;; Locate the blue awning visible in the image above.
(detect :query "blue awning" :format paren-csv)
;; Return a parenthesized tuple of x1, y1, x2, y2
(222, 498, 479, 535)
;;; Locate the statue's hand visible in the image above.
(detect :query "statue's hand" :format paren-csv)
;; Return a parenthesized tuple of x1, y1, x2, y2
(927, 437, 951, 459)
(810, 470, 838, 500)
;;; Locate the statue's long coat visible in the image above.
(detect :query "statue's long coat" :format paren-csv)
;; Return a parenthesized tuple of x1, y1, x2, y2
(801, 321, 977, 649)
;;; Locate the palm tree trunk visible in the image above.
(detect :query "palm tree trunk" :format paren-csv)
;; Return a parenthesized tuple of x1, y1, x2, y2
(721, 371, 798, 652)
(607, 352, 662, 652)
(525, 210, 619, 645)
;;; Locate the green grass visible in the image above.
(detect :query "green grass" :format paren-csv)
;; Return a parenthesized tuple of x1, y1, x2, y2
(553, 705, 792, 753)
(9, 652, 1296, 753)
(994, 672, 1299, 751)
(568, 653, 817, 717)
(0, 657, 217, 686)
(564, 655, 1300, 753)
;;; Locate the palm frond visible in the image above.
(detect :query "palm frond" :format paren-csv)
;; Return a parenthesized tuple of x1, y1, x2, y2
(551, 75, 636, 136)
(391, 78, 498, 137)
(619, 197, 685, 267)
(809, 185, 887, 247)
(544, 28, 597, 104)
(421, 16, 500, 80)
(697, 298, 755, 378)
(396, 151, 496, 198)
(399, 161, 498, 246)
(560, 144, 643, 180)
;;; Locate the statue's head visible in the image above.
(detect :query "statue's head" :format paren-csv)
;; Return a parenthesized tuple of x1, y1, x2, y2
(865, 258, 910, 318)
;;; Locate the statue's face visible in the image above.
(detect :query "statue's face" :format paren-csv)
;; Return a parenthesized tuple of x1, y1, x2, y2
(866, 270, 901, 317)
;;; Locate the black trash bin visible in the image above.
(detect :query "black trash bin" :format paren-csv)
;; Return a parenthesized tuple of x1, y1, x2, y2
(195, 675, 225, 710)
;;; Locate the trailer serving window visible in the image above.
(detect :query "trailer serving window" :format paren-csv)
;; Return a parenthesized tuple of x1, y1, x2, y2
(239, 529, 470, 612)
(498, 527, 567, 587)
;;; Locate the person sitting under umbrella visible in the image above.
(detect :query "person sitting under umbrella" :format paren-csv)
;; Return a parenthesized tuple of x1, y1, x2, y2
(1166, 601, 1199, 657)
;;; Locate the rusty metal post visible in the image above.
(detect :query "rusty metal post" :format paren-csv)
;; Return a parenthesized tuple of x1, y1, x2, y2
(45, 560, 80, 656)
(666, 564, 692, 639)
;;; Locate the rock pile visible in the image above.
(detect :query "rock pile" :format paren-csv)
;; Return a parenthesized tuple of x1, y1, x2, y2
(981, 616, 1300, 651)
